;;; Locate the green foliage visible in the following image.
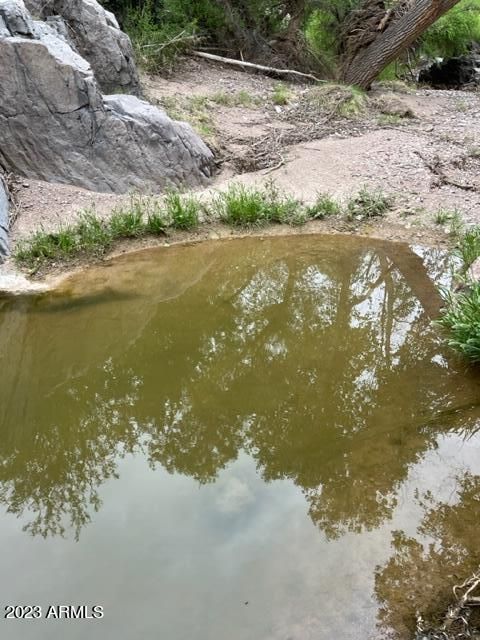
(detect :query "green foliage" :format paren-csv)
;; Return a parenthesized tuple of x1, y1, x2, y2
(346, 187, 393, 221)
(437, 284, 480, 363)
(305, 2, 359, 75)
(421, 0, 480, 58)
(104, 0, 480, 80)
(436, 224, 480, 364)
(124, 0, 198, 72)
(145, 212, 168, 235)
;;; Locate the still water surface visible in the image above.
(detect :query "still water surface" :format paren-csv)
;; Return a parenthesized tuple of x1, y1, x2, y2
(0, 235, 479, 640)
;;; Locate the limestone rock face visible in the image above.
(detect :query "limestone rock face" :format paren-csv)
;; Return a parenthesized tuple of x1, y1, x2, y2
(0, 175, 9, 261)
(0, 0, 214, 193)
(24, 0, 140, 95)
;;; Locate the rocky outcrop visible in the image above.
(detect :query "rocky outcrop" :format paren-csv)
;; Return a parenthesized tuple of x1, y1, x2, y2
(0, 175, 9, 261)
(419, 54, 480, 88)
(24, 0, 140, 95)
(0, 0, 214, 193)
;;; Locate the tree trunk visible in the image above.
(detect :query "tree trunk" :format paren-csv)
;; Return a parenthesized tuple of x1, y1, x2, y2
(341, 0, 461, 89)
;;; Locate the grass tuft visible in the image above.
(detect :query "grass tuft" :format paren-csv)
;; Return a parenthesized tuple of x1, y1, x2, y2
(215, 184, 269, 226)
(455, 225, 480, 271)
(215, 182, 304, 227)
(272, 83, 292, 106)
(165, 192, 202, 230)
(109, 208, 145, 238)
(305, 193, 343, 219)
(436, 284, 480, 363)
(308, 84, 367, 118)
(346, 187, 393, 221)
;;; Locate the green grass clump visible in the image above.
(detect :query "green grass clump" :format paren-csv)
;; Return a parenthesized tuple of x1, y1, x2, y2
(434, 209, 454, 225)
(263, 181, 302, 225)
(216, 182, 304, 227)
(145, 212, 168, 235)
(434, 208, 464, 238)
(437, 284, 480, 363)
(109, 208, 144, 238)
(165, 192, 202, 229)
(15, 228, 77, 265)
(216, 184, 269, 226)
(346, 187, 393, 221)
(455, 225, 480, 271)
(76, 211, 112, 252)
(305, 193, 342, 219)
(272, 83, 292, 106)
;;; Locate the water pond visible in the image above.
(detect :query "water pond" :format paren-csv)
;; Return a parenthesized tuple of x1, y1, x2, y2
(0, 235, 479, 640)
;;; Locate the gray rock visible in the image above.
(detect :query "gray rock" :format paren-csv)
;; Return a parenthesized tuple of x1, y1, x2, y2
(0, 1, 214, 193)
(24, 0, 140, 95)
(0, 175, 9, 261)
(419, 54, 480, 88)
(0, 0, 33, 35)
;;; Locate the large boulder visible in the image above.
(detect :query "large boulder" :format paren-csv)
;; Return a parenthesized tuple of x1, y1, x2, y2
(0, 175, 9, 261)
(0, 0, 214, 193)
(24, 0, 140, 95)
(419, 54, 480, 88)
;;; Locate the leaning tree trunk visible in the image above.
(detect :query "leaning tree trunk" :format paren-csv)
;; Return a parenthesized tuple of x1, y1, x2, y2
(341, 0, 461, 89)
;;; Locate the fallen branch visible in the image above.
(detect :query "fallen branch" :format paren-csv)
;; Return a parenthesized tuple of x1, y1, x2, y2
(416, 568, 480, 640)
(262, 156, 286, 175)
(139, 30, 199, 52)
(414, 151, 476, 192)
(191, 50, 324, 83)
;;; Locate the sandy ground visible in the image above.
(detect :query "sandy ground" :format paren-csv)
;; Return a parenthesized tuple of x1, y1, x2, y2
(2, 57, 480, 290)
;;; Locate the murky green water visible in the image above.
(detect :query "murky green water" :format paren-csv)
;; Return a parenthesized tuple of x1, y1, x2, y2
(1, 235, 479, 640)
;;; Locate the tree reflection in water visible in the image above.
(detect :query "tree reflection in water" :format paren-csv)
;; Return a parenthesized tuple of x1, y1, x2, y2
(375, 472, 480, 637)
(0, 238, 478, 583)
